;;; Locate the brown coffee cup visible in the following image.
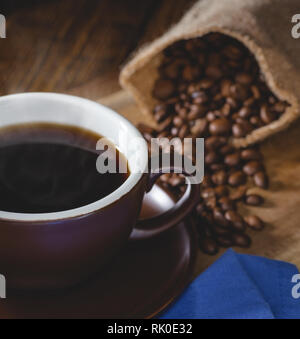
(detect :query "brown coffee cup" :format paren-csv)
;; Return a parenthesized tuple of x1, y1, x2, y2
(0, 93, 201, 290)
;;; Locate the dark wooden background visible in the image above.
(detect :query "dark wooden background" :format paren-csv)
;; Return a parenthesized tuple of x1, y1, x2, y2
(0, 0, 196, 100)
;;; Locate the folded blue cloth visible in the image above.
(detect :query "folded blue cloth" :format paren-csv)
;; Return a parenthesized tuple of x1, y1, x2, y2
(160, 249, 300, 319)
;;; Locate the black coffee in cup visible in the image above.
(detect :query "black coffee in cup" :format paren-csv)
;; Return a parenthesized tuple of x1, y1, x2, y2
(0, 123, 130, 213)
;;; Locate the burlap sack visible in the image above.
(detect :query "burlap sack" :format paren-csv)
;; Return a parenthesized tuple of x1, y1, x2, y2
(120, 0, 300, 147)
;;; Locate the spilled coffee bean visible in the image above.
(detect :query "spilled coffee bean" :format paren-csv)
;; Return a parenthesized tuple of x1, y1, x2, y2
(244, 215, 265, 231)
(253, 171, 269, 189)
(245, 194, 264, 206)
(140, 33, 289, 255)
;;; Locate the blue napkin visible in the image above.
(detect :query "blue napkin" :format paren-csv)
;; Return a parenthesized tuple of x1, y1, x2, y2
(160, 249, 300, 319)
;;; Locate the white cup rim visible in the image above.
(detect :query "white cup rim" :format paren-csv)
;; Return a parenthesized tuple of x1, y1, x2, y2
(0, 92, 148, 222)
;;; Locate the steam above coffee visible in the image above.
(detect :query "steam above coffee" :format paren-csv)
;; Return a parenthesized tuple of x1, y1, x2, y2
(0, 123, 130, 214)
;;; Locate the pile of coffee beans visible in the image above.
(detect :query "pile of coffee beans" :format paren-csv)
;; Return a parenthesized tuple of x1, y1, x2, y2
(138, 33, 289, 255)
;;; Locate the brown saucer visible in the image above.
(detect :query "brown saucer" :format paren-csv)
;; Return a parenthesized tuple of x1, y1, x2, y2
(0, 185, 198, 319)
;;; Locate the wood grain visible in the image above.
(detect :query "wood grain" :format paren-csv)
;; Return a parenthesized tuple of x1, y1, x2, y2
(0, 0, 196, 100)
(98, 90, 300, 275)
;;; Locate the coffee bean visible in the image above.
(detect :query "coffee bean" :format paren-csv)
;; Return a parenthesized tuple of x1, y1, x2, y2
(273, 101, 287, 114)
(213, 225, 231, 236)
(216, 235, 233, 248)
(214, 208, 231, 228)
(219, 196, 236, 211)
(232, 120, 253, 138)
(212, 170, 228, 186)
(213, 96, 223, 108)
(250, 116, 263, 126)
(173, 116, 184, 128)
(202, 211, 215, 226)
(163, 61, 182, 79)
(201, 188, 215, 199)
(178, 108, 189, 119)
(232, 233, 251, 248)
(182, 65, 201, 81)
(197, 53, 206, 65)
(220, 144, 235, 156)
(153, 79, 176, 100)
(254, 171, 269, 189)
(187, 84, 198, 94)
(191, 91, 209, 104)
(174, 102, 182, 112)
(178, 83, 188, 93)
(235, 73, 253, 85)
(185, 40, 197, 52)
(220, 79, 233, 97)
(228, 171, 247, 187)
(241, 149, 262, 161)
(245, 194, 264, 206)
(244, 97, 256, 107)
(199, 237, 219, 256)
(214, 185, 229, 197)
(205, 136, 226, 150)
(207, 51, 222, 64)
(209, 118, 231, 136)
(236, 117, 248, 125)
(226, 97, 239, 110)
(205, 151, 220, 165)
(251, 85, 261, 100)
(210, 164, 225, 172)
(191, 119, 208, 136)
(180, 93, 189, 102)
(260, 104, 276, 124)
(232, 123, 246, 138)
(268, 96, 276, 105)
(230, 186, 248, 201)
(244, 215, 265, 230)
(202, 176, 212, 188)
(206, 196, 218, 209)
(227, 59, 241, 69)
(225, 211, 246, 232)
(225, 153, 241, 167)
(171, 127, 178, 136)
(149, 34, 289, 255)
(198, 78, 214, 89)
(215, 109, 224, 118)
(238, 107, 252, 119)
(188, 105, 207, 120)
(221, 103, 231, 117)
(207, 111, 217, 122)
(223, 45, 243, 60)
(243, 57, 253, 71)
(178, 125, 189, 138)
(243, 161, 263, 176)
(205, 65, 223, 79)
(230, 83, 249, 101)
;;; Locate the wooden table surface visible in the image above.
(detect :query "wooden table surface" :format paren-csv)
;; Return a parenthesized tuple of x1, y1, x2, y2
(2, 0, 300, 273)
(0, 0, 196, 99)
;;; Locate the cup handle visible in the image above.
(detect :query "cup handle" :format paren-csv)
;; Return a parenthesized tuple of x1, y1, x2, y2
(130, 167, 201, 241)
